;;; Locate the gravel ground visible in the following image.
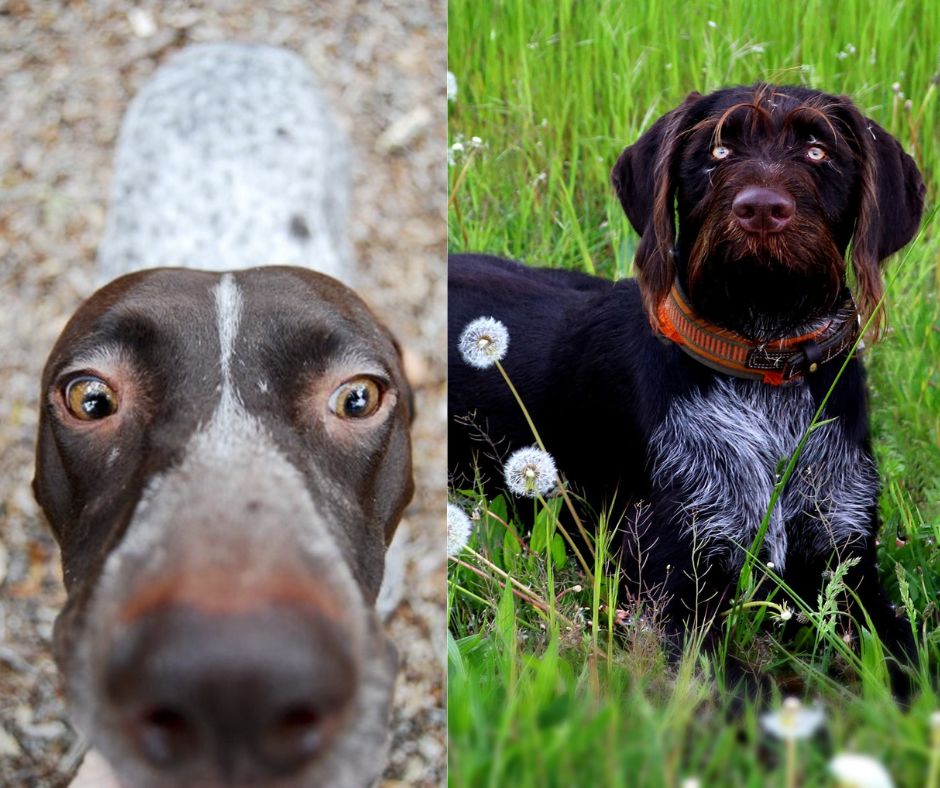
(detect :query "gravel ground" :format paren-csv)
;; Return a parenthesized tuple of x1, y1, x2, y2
(0, 2, 446, 786)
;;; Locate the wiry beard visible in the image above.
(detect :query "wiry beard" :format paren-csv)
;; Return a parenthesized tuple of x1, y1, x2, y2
(683, 212, 846, 339)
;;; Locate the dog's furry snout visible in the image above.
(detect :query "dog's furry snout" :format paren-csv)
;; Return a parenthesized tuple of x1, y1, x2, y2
(103, 604, 356, 780)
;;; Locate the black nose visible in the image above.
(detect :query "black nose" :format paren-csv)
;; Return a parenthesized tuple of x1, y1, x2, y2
(104, 605, 357, 780)
(732, 186, 795, 233)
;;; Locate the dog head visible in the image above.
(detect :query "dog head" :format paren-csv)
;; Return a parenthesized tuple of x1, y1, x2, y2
(612, 84, 925, 336)
(34, 267, 413, 786)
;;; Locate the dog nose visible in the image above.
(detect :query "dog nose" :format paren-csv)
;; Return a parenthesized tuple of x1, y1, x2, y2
(732, 186, 795, 233)
(104, 605, 357, 779)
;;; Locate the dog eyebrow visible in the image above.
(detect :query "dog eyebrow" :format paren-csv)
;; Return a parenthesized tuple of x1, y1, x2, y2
(690, 100, 775, 147)
(55, 345, 130, 379)
(781, 104, 842, 144)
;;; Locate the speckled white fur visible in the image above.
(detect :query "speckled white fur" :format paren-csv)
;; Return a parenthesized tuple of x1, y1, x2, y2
(97, 44, 353, 285)
(651, 378, 876, 571)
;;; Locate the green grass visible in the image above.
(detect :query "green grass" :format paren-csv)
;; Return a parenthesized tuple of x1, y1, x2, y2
(448, 1, 940, 785)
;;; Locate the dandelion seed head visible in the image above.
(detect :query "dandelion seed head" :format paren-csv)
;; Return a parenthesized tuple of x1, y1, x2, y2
(829, 753, 894, 788)
(504, 446, 557, 497)
(458, 317, 509, 368)
(707, 20, 717, 28)
(447, 503, 473, 557)
(760, 697, 825, 741)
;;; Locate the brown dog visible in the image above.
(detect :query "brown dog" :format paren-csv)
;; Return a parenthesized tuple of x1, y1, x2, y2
(34, 43, 415, 787)
(449, 84, 924, 689)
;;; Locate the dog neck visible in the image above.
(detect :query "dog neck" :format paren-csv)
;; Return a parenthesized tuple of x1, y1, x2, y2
(656, 281, 861, 386)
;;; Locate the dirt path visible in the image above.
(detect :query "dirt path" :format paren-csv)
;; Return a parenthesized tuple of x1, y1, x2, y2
(0, 2, 445, 785)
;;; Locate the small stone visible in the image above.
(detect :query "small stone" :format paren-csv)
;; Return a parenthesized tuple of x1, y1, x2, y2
(376, 107, 432, 153)
(127, 8, 157, 38)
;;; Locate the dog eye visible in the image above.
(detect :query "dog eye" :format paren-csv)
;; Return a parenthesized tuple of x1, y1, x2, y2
(64, 376, 119, 421)
(806, 145, 827, 162)
(711, 145, 731, 160)
(329, 377, 383, 419)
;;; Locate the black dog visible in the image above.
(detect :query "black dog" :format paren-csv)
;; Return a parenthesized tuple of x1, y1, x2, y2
(449, 85, 925, 672)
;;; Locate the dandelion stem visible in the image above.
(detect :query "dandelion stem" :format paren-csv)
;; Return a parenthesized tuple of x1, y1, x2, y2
(786, 739, 796, 788)
(447, 147, 477, 208)
(495, 359, 596, 561)
(537, 493, 594, 584)
(928, 713, 940, 788)
(495, 359, 548, 450)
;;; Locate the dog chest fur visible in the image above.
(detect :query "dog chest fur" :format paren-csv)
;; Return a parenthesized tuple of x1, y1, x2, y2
(650, 376, 877, 571)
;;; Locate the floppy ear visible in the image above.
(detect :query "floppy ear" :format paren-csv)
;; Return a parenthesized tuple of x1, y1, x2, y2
(838, 100, 925, 332)
(611, 91, 702, 327)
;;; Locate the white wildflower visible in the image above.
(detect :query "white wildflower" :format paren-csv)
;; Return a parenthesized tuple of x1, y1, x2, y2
(458, 317, 509, 368)
(829, 753, 894, 788)
(447, 71, 458, 103)
(447, 504, 473, 557)
(760, 697, 825, 741)
(504, 446, 557, 498)
(707, 20, 717, 28)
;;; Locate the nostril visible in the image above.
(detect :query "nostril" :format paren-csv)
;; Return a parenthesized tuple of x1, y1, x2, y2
(277, 704, 321, 734)
(732, 198, 755, 219)
(771, 198, 795, 220)
(137, 705, 198, 766)
(261, 703, 328, 772)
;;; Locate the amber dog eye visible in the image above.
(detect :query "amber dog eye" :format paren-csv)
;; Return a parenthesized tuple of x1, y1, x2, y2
(711, 145, 731, 160)
(329, 378, 383, 419)
(806, 145, 827, 162)
(64, 376, 119, 421)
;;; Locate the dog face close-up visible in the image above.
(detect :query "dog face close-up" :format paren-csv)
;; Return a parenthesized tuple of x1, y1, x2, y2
(34, 267, 413, 786)
(612, 85, 925, 336)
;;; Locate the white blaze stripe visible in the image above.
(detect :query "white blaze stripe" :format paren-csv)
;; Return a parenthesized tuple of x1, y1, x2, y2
(214, 272, 242, 387)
